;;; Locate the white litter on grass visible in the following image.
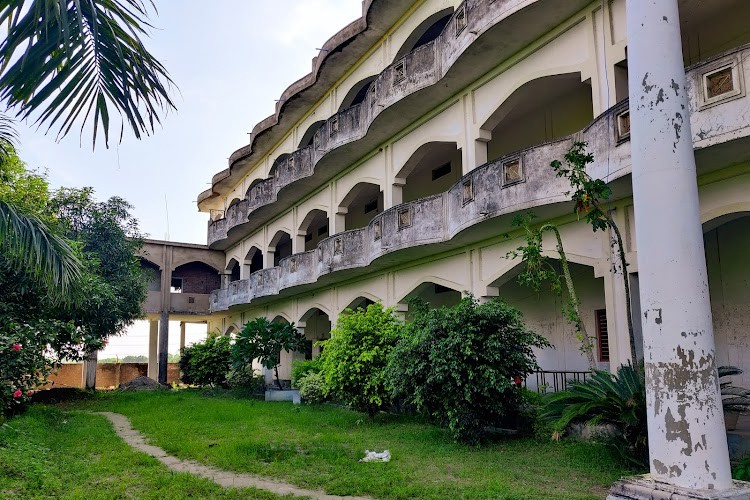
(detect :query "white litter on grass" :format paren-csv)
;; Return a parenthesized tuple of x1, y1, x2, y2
(359, 450, 391, 462)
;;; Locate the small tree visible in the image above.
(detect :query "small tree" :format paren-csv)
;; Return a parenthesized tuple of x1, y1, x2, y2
(318, 303, 402, 419)
(232, 317, 306, 390)
(388, 296, 550, 444)
(551, 142, 637, 362)
(179, 334, 232, 387)
(508, 213, 597, 370)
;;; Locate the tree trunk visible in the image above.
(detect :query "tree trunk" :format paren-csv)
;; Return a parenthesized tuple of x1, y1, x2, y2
(607, 218, 638, 362)
(83, 351, 98, 390)
(547, 225, 597, 371)
(274, 365, 282, 390)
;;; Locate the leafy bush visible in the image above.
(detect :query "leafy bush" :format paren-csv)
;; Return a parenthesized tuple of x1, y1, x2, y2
(291, 358, 322, 387)
(297, 372, 327, 404)
(319, 302, 402, 418)
(733, 455, 750, 480)
(179, 335, 232, 387)
(541, 362, 647, 466)
(1, 319, 69, 418)
(226, 364, 265, 392)
(388, 296, 550, 444)
(232, 317, 306, 390)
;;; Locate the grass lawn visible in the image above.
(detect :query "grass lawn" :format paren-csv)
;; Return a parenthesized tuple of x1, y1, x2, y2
(26, 388, 637, 499)
(0, 404, 280, 499)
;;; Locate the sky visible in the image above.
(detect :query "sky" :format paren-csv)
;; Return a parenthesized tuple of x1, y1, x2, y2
(12, 1, 365, 357)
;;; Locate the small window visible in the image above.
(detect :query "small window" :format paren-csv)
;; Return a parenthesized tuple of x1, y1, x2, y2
(706, 66, 734, 99)
(462, 179, 474, 205)
(330, 117, 339, 136)
(431, 162, 452, 181)
(455, 7, 467, 36)
(503, 157, 524, 185)
(398, 207, 411, 229)
(304, 233, 313, 242)
(616, 110, 630, 141)
(700, 59, 743, 108)
(596, 309, 610, 362)
(393, 60, 406, 83)
(364, 199, 378, 214)
(170, 277, 183, 293)
(188, 296, 195, 304)
(317, 224, 329, 236)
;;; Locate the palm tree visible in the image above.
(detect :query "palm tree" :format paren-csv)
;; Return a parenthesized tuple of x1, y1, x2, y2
(0, 0, 174, 293)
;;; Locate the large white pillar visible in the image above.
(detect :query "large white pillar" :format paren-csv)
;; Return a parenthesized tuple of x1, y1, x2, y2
(613, 1, 740, 496)
(179, 321, 186, 352)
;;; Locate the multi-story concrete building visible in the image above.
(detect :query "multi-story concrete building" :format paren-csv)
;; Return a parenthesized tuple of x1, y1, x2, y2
(197, 0, 750, 384)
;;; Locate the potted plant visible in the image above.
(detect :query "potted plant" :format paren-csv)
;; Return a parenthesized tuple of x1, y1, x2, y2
(719, 366, 750, 431)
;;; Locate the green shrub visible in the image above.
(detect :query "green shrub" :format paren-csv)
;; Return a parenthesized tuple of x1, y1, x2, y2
(297, 372, 327, 404)
(541, 362, 647, 467)
(319, 302, 402, 418)
(388, 296, 550, 444)
(226, 364, 265, 392)
(179, 335, 232, 387)
(291, 358, 322, 387)
(232, 317, 306, 390)
(733, 455, 750, 480)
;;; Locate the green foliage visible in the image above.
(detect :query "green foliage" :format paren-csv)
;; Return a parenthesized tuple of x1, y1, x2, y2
(508, 213, 596, 369)
(550, 142, 611, 232)
(388, 296, 550, 444)
(0, 0, 175, 148)
(541, 363, 648, 467)
(319, 302, 402, 418)
(226, 364, 265, 392)
(0, 319, 71, 417)
(233, 317, 306, 389)
(291, 358, 322, 387)
(179, 335, 232, 387)
(733, 455, 750, 481)
(296, 372, 328, 404)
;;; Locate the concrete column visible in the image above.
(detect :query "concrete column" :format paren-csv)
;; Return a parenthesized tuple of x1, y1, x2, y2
(220, 271, 231, 289)
(147, 319, 158, 380)
(294, 230, 306, 254)
(179, 321, 186, 352)
(616, 0, 736, 494)
(266, 247, 276, 268)
(158, 311, 169, 385)
(331, 208, 347, 234)
(391, 178, 405, 207)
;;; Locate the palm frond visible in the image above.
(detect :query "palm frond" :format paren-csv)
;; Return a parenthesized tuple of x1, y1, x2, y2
(0, 199, 82, 297)
(0, 0, 175, 148)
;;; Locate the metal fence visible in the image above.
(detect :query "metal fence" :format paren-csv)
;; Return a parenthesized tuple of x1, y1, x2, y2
(524, 370, 591, 393)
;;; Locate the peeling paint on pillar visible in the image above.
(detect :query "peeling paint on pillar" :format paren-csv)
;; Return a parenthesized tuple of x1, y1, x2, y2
(627, 0, 733, 491)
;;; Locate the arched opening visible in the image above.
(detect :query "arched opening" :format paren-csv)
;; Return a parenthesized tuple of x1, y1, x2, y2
(298, 120, 326, 149)
(226, 258, 240, 283)
(489, 260, 606, 380)
(393, 8, 453, 62)
(268, 153, 290, 179)
(481, 73, 593, 163)
(243, 246, 263, 278)
(298, 209, 329, 252)
(338, 182, 383, 231)
(299, 308, 332, 359)
(139, 259, 161, 291)
(401, 281, 462, 316)
(172, 261, 220, 294)
(338, 76, 377, 111)
(245, 178, 264, 200)
(269, 230, 292, 267)
(228, 197, 241, 208)
(395, 142, 462, 204)
(345, 296, 375, 312)
(680, 0, 750, 66)
(704, 213, 750, 387)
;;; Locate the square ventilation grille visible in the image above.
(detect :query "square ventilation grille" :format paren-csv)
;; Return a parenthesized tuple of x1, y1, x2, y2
(462, 179, 474, 205)
(330, 116, 339, 137)
(698, 56, 744, 109)
(373, 220, 382, 241)
(393, 60, 406, 84)
(503, 157, 524, 186)
(616, 109, 630, 142)
(455, 7, 467, 36)
(398, 207, 411, 230)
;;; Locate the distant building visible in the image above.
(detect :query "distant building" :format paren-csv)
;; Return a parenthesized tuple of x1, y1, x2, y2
(193, 0, 750, 387)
